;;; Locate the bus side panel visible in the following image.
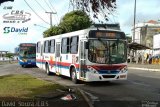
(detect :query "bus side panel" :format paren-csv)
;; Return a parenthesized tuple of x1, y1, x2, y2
(60, 54, 72, 77)
(48, 54, 56, 73)
(36, 41, 44, 69)
(36, 52, 41, 68)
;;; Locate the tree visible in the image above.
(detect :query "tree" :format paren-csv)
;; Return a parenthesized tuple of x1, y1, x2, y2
(59, 10, 92, 32)
(126, 36, 132, 43)
(43, 10, 92, 37)
(69, 0, 116, 22)
(5, 53, 14, 63)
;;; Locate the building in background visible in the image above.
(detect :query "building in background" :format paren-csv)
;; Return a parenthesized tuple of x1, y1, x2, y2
(133, 20, 160, 49)
(0, 51, 8, 61)
(129, 20, 160, 64)
(153, 34, 160, 55)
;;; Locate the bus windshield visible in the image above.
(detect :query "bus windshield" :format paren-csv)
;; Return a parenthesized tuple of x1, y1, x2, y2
(88, 39, 127, 64)
(19, 46, 36, 58)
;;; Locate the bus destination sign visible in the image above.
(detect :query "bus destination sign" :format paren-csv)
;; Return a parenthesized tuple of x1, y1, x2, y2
(89, 30, 126, 39)
(20, 43, 36, 47)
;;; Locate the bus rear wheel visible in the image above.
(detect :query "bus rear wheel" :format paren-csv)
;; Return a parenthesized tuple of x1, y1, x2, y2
(71, 67, 78, 84)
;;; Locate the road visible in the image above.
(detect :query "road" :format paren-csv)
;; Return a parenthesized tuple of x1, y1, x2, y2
(0, 63, 160, 107)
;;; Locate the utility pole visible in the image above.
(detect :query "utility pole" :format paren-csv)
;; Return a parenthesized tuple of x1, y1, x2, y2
(45, 12, 56, 28)
(133, 0, 136, 42)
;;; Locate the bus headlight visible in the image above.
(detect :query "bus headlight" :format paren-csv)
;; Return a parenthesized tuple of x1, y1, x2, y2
(121, 66, 127, 73)
(19, 59, 26, 62)
(87, 66, 99, 74)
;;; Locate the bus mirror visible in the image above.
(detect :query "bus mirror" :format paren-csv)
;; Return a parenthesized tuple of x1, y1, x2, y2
(85, 42, 89, 49)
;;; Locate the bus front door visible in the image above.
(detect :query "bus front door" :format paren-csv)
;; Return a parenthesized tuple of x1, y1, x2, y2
(55, 42, 61, 75)
(79, 41, 87, 79)
(36, 42, 43, 69)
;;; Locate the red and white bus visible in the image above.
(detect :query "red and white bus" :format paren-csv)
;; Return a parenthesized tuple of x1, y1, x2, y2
(36, 25, 128, 83)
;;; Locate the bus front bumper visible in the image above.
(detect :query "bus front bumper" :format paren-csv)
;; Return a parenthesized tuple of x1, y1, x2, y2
(83, 72, 128, 82)
(19, 60, 36, 66)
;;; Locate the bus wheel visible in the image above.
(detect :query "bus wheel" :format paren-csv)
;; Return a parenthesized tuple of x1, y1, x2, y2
(46, 64, 51, 75)
(22, 65, 26, 68)
(71, 67, 78, 84)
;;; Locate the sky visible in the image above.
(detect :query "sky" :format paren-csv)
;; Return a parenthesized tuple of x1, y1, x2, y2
(0, 0, 160, 52)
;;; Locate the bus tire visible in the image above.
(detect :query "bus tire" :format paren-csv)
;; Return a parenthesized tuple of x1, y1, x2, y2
(71, 67, 78, 84)
(46, 64, 51, 75)
(22, 65, 26, 68)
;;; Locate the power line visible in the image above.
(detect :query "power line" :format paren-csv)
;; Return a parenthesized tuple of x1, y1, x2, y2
(43, 0, 59, 25)
(48, 0, 57, 13)
(24, 0, 50, 25)
(34, 0, 47, 12)
(48, 0, 60, 24)
(44, 0, 54, 12)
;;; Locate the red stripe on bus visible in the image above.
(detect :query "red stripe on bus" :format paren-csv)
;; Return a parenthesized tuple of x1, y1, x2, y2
(36, 59, 79, 68)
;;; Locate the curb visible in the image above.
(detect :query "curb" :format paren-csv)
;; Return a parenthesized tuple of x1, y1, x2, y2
(77, 88, 94, 107)
(37, 76, 93, 107)
(128, 67, 160, 72)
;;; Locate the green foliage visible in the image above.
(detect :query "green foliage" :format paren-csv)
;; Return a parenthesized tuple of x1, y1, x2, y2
(43, 10, 92, 37)
(60, 10, 92, 32)
(43, 26, 65, 38)
(5, 53, 13, 58)
(126, 36, 132, 43)
(5, 53, 14, 63)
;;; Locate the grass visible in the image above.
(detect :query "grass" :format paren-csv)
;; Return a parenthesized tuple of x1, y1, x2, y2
(0, 74, 65, 99)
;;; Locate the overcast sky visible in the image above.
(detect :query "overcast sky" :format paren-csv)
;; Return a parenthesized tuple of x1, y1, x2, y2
(0, 0, 160, 52)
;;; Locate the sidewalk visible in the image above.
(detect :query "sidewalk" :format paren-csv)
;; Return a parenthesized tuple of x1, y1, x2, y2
(128, 63, 160, 72)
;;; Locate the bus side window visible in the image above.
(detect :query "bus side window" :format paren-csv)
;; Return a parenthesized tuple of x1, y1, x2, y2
(44, 40, 50, 53)
(71, 36, 79, 54)
(61, 38, 70, 54)
(50, 39, 55, 53)
(48, 40, 51, 53)
(67, 38, 70, 53)
(37, 42, 41, 53)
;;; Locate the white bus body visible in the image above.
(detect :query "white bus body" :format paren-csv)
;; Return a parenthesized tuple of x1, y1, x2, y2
(36, 27, 128, 83)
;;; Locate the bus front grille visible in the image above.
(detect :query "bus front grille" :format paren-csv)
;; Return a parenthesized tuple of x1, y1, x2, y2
(102, 75, 116, 78)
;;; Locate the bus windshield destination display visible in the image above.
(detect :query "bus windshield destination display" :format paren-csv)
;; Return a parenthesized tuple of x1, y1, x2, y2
(89, 30, 126, 39)
(20, 44, 36, 47)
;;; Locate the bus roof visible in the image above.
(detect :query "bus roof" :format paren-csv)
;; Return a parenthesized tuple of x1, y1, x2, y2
(37, 26, 124, 42)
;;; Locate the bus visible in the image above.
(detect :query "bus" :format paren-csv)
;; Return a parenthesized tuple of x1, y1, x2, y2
(18, 43, 36, 67)
(36, 25, 128, 83)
